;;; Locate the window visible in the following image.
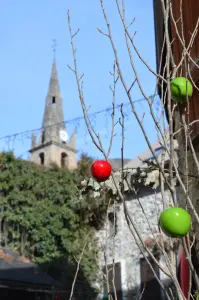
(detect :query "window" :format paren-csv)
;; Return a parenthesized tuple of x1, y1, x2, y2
(103, 262, 122, 300)
(52, 96, 56, 104)
(41, 131, 45, 144)
(61, 152, 68, 168)
(140, 257, 161, 300)
(39, 152, 45, 165)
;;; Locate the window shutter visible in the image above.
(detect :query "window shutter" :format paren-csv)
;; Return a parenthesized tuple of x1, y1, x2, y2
(103, 262, 122, 300)
(140, 257, 161, 300)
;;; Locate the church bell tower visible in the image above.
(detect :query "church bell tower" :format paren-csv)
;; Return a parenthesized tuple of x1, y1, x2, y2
(29, 58, 77, 169)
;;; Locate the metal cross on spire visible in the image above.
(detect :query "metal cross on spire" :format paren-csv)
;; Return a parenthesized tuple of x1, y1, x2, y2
(52, 39, 58, 56)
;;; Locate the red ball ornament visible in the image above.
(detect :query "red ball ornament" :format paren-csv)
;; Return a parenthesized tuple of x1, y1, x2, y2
(91, 160, 112, 182)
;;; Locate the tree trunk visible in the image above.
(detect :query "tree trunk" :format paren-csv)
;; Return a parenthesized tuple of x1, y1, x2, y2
(20, 227, 27, 256)
(3, 219, 8, 248)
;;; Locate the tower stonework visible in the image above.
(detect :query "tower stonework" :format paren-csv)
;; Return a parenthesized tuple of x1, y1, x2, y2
(29, 58, 77, 169)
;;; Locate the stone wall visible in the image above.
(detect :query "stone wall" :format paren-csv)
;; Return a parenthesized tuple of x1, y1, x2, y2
(97, 189, 172, 299)
(30, 143, 77, 169)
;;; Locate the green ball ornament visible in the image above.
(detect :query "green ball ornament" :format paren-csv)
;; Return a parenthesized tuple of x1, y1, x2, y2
(159, 207, 191, 238)
(170, 77, 193, 104)
(102, 293, 109, 300)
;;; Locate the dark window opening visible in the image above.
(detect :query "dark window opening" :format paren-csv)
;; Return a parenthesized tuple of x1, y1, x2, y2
(52, 96, 56, 104)
(103, 262, 122, 300)
(191, 246, 199, 295)
(140, 257, 161, 300)
(39, 153, 45, 165)
(41, 131, 45, 144)
(61, 152, 68, 168)
(180, 243, 199, 297)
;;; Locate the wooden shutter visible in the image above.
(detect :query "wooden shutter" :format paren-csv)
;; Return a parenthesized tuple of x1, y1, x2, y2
(103, 262, 122, 300)
(170, 0, 199, 142)
(140, 257, 161, 300)
(154, 0, 199, 142)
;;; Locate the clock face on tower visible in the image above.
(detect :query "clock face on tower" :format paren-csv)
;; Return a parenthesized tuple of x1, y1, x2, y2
(59, 129, 68, 143)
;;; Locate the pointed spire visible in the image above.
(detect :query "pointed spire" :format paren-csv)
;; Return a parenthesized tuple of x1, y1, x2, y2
(52, 58, 58, 77)
(46, 58, 61, 101)
(50, 58, 59, 89)
(31, 131, 37, 148)
(29, 53, 77, 169)
(42, 58, 65, 142)
(69, 131, 76, 149)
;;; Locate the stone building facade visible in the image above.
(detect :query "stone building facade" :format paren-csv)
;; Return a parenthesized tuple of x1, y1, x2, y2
(97, 187, 172, 300)
(96, 145, 173, 300)
(29, 58, 77, 169)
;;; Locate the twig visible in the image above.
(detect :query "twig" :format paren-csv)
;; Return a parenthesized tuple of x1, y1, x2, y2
(107, 62, 118, 158)
(69, 242, 87, 300)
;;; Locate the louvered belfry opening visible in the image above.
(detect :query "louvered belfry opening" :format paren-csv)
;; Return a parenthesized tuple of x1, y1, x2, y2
(61, 152, 68, 168)
(39, 152, 45, 165)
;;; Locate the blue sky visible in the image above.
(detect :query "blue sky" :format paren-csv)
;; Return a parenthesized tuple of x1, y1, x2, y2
(0, 0, 160, 160)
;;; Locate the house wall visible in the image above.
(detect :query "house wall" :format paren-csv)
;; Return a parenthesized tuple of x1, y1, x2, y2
(97, 189, 172, 300)
(177, 150, 199, 262)
(153, 0, 199, 142)
(153, 0, 199, 293)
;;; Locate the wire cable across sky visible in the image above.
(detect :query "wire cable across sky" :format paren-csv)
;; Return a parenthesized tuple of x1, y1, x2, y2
(0, 95, 157, 141)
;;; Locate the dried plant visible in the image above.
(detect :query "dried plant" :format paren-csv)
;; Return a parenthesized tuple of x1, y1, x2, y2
(67, 1, 199, 299)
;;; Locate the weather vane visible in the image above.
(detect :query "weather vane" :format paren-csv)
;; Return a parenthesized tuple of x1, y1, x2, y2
(52, 39, 58, 56)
